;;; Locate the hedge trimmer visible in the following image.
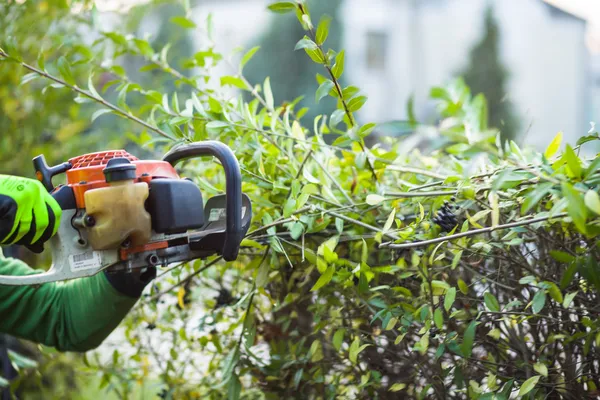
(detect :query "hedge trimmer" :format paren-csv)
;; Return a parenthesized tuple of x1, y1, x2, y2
(0, 141, 252, 286)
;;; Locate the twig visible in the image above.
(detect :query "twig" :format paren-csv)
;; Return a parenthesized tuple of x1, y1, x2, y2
(380, 213, 568, 249)
(148, 256, 223, 301)
(386, 166, 448, 180)
(315, 206, 400, 241)
(312, 153, 355, 206)
(0, 50, 177, 141)
(385, 190, 457, 198)
(297, 2, 378, 182)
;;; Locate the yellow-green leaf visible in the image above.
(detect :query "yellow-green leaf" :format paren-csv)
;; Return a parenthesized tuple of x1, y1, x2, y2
(389, 383, 406, 392)
(349, 337, 370, 364)
(458, 279, 469, 295)
(584, 190, 600, 215)
(564, 144, 582, 178)
(444, 287, 456, 311)
(518, 375, 540, 396)
(545, 131, 563, 159)
(311, 265, 335, 291)
(315, 15, 331, 45)
(534, 363, 548, 377)
(333, 329, 345, 351)
(484, 292, 500, 312)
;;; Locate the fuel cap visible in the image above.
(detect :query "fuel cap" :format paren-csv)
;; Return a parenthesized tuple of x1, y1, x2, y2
(103, 158, 137, 182)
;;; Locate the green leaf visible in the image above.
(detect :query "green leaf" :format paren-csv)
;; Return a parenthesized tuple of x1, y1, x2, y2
(431, 280, 450, 296)
(521, 182, 553, 214)
(383, 208, 396, 232)
(550, 250, 575, 264)
(332, 50, 345, 79)
(316, 15, 331, 45)
(267, 1, 296, 13)
(335, 218, 344, 234)
(294, 37, 317, 51)
(389, 383, 407, 392)
(564, 144, 582, 178)
(311, 265, 335, 291)
(240, 46, 260, 71)
(563, 291, 577, 308)
(584, 190, 600, 215)
(220, 76, 248, 90)
(263, 77, 274, 110)
(534, 362, 548, 377)
(88, 74, 101, 99)
(484, 292, 500, 312)
(57, 56, 75, 85)
(309, 340, 323, 362)
(518, 376, 540, 397)
(366, 194, 385, 205)
(133, 39, 154, 57)
(349, 337, 370, 364)
(347, 96, 367, 112)
(304, 47, 325, 63)
(227, 373, 241, 400)
(561, 182, 587, 233)
(206, 121, 229, 129)
(385, 317, 398, 330)
(91, 109, 112, 122)
(458, 279, 469, 295)
(316, 80, 334, 103)
(444, 287, 456, 311)
(585, 156, 600, 178)
(255, 260, 269, 288)
(544, 131, 563, 159)
(461, 320, 477, 358)
(531, 290, 546, 314)
(20, 72, 39, 86)
(359, 123, 376, 138)
(170, 16, 196, 28)
(333, 328, 345, 351)
(283, 197, 296, 217)
(0, 376, 8, 388)
(434, 308, 444, 329)
(488, 328, 501, 340)
(545, 282, 563, 304)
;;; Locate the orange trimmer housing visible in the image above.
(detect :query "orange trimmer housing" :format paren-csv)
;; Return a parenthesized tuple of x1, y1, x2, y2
(54, 150, 180, 209)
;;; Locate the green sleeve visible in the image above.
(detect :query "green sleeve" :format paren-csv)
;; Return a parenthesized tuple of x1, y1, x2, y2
(0, 249, 138, 352)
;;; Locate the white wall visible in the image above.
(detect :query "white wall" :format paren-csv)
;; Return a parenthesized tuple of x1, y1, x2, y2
(342, 0, 590, 150)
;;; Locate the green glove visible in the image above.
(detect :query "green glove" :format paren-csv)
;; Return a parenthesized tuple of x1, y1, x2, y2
(0, 175, 62, 247)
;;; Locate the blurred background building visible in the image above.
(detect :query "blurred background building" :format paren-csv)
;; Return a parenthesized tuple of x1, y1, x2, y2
(98, 0, 600, 149)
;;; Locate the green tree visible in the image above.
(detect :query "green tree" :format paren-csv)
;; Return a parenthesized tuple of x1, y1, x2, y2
(461, 6, 519, 143)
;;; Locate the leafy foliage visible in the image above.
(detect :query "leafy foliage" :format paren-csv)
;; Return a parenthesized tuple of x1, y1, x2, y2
(1, 1, 600, 399)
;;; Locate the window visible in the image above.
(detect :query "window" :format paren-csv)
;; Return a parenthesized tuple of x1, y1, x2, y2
(366, 31, 388, 70)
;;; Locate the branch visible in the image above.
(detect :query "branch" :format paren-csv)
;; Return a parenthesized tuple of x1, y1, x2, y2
(0, 50, 177, 141)
(297, 3, 378, 182)
(386, 165, 448, 180)
(379, 213, 568, 249)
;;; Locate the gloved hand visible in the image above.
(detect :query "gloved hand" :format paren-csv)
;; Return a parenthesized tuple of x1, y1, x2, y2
(0, 175, 62, 250)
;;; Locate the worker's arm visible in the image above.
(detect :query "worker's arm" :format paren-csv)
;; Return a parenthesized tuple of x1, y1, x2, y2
(0, 175, 154, 352)
(0, 250, 154, 352)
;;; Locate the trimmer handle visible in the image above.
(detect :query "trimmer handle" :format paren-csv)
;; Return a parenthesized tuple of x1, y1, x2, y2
(33, 155, 72, 192)
(162, 141, 243, 261)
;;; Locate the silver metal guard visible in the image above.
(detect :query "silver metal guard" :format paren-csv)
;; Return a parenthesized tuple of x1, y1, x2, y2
(0, 211, 119, 286)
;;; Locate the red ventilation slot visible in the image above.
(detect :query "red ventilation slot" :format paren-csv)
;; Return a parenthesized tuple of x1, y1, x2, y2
(69, 151, 139, 169)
